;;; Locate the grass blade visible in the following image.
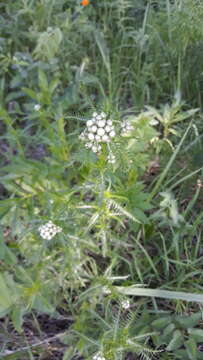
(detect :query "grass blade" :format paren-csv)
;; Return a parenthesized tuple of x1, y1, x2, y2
(116, 286, 203, 303)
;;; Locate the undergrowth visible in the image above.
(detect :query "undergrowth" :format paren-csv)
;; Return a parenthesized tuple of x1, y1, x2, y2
(0, 0, 203, 359)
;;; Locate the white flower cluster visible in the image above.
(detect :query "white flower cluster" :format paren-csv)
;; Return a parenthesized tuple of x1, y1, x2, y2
(120, 120, 133, 136)
(34, 104, 41, 111)
(38, 221, 62, 240)
(121, 299, 130, 310)
(107, 153, 116, 164)
(93, 352, 106, 360)
(149, 118, 159, 126)
(79, 112, 116, 153)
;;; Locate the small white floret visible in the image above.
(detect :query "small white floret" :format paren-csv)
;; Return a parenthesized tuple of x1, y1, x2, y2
(102, 134, 109, 142)
(87, 120, 93, 127)
(34, 104, 41, 111)
(88, 133, 95, 141)
(95, 135, 101, 141)
(149, 119, 159, 126)
(97, 120, 106, 127)
(92, 145, 98, 153)
(93, 352, 106, 360)
(107, 153, 116, 164)
(121, 299, 130, 310)
(91, 125, 98, 133)
(97, 128, 105, 136)
(109, 130, 115, 137)
(105, 125, 111, 133)
(101, 112, 106, 118)
(79, 131, 86, 140)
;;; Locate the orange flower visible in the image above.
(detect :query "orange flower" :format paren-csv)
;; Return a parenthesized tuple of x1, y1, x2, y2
(82, 0, 89, 6)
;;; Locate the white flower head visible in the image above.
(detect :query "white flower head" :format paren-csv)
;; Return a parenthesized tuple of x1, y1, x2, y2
(150, 136, 159, 145)
(87, 119, 94, 127)
(79, 111, 116, 155)
(34, 104, 41, 111)
(107, 153, 116, 164)
(121, 299, 130, 310)
(97, 128, 105, 136)
(149, 118, 159, 126)
(93, 352, 106, 360)
(39, 221, 62, 240)
(120, 120, 133, 135)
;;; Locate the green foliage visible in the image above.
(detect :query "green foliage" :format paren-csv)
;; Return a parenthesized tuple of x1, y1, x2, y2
(68, 301, 159, 360)
(0, 0, 203, 359)
(150, 312, 203, 360)
(64, 303, 203, 360)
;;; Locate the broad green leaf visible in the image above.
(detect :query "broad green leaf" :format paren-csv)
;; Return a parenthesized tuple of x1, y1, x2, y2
(0, 273, 13, 314)
(166, 330, 184, 351)
(176, 350, 192, 359)
(151, 316, 171, 330)
(4, 247, 18, 265)
(185, 338, 197, 360)
(188, 328, 203, 342)
(163, 323, 176, 337)
(175, 313, 201, 329)
(11, 306, 25, 333)
(5, 91, 24, 102)
(38, 69, 48, 91)
(34, 28, 62, 60)
(22, 87, 38, 100)
(62, 347, 75, 360)
(0, 231, 17, 265)
(49, 78, 59, 94)
(33, 294, 55, 314)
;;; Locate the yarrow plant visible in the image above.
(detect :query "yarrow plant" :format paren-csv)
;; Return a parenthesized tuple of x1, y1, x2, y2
(79, 111, 116, 156)
(38, 221, 62, 240)
(79, 109, 161, 168)
(79, 111, 137, 165)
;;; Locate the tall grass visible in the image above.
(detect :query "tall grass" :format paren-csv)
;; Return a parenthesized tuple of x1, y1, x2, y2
(0, 0, 203, 359)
